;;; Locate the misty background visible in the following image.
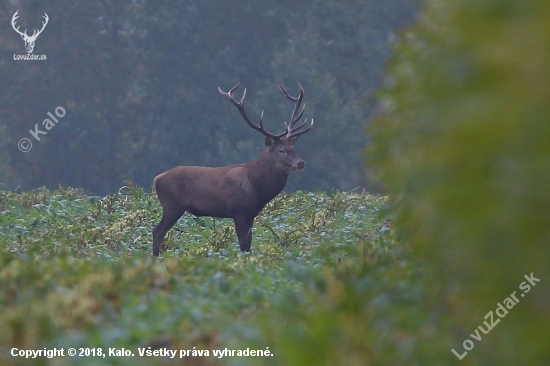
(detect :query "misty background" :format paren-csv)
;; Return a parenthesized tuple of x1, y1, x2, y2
(0, 0, 418, 195)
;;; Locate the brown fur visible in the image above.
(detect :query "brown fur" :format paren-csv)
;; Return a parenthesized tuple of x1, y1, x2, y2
(152, 139, 305, 255)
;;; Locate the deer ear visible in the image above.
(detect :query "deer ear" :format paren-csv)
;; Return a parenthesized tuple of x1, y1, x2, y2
(265, 137, 274, 146)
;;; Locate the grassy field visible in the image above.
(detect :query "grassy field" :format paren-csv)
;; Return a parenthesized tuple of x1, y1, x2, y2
(0, 185, 409, 365)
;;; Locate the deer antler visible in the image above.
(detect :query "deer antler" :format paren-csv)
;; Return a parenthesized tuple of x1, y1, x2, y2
(218, 83, 284, 141)
(280, 82, 314, 142)
(219, 82, 313, 143)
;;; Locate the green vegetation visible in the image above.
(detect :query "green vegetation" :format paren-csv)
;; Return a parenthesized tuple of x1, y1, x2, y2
(369, 0, 550, 363)
(0, 186, 407, 365)
(3, 0, 548, 364)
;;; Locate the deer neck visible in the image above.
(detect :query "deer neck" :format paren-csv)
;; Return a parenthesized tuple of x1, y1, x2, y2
(247, 152, 289, 205)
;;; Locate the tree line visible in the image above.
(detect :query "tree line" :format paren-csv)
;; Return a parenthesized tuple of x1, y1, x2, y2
(0, 0, 418, 195)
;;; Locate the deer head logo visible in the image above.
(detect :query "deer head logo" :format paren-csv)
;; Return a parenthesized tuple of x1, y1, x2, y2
(11, 11, 49, 54)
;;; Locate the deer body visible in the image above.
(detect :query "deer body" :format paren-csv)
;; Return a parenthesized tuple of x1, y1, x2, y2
(153, 83, 313, 256)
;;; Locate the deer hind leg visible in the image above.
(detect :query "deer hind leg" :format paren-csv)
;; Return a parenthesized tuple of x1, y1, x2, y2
(234, 216, 254, 252)
(153, 206, 184, 256)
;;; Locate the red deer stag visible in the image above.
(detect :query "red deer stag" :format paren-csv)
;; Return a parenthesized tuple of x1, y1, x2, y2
(152, 83, 313, 256)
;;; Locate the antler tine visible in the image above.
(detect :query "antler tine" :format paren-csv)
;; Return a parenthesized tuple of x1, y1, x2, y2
(288, 116, 309, 133)
(288, 119, 314, 141)
(293, 104, 306, 126)
(219, 82, 240, 97)
(219, 83, 281, 140)
(280, 82, 304, 129)
(279, 81, 304, 101)
(280, 82, 313, 141)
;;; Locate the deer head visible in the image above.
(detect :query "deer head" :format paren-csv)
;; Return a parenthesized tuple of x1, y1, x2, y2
(11, 11, 49, 54)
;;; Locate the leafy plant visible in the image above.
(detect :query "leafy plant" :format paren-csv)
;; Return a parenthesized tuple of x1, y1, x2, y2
(0, 187, 394, 366)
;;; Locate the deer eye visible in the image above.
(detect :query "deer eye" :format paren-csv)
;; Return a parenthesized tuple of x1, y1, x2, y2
(278, 148, 286, 154)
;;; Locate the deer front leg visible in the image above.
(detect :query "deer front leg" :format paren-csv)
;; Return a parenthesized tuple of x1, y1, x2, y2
(233, 216, 254, 252)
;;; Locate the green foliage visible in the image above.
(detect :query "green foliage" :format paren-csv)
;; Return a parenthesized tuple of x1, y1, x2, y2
(0, 187, 399, 365)
(249, 220, 425, 366)
(369, 0, 550, 363)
